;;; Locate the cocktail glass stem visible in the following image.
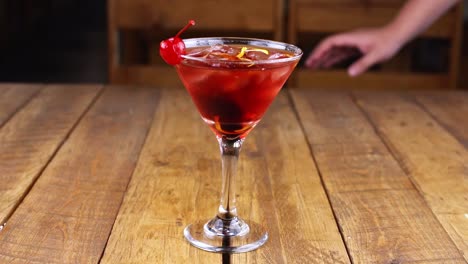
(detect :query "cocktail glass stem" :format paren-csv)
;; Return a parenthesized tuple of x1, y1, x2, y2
(204, 137, 249, 237)
(218, 137, 242, 220)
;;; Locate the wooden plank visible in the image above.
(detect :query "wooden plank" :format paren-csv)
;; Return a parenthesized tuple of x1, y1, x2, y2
(111, 65, 183, 88)
(115, 0, 276, 32)
(107, 0, 119, 85)
(100, 89, 350, 263)
(273, 0, 284, 41)
(0, 86, 160, 263)
(413, 91, 468, 147)
(295, 4, 456, 38)
(354, 91, 468, 261)
(290, 89, 466, 263)
(296, 0, 406, 6)
(448, 1, 464, 89)
(244, 92, 349, 264)
(0, 84, 101, 228)
(0, 84, 41, 127)
(287, 0, 298, 45)
(292, 70, 449, 89)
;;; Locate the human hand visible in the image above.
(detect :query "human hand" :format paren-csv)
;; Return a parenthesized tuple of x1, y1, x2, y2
(305, 27, 404, 76)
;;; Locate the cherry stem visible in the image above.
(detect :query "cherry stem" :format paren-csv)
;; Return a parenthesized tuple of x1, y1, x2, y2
(175, 20, 196, 38)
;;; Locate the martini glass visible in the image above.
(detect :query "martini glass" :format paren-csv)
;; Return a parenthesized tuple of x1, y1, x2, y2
(175, 37, 302, 253)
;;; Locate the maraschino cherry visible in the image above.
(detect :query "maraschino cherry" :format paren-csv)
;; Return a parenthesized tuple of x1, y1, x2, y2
(160, 20, 195, 65)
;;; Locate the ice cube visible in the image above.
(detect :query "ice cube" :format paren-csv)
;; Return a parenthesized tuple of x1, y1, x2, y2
(210, 44, 239, 55)
(245, 51, 269, 61)
(268, 52, 291, 60)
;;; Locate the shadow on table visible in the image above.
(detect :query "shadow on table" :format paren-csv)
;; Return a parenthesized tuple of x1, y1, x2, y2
(222, 253, 232, 264)
(221, 236, 232, 264)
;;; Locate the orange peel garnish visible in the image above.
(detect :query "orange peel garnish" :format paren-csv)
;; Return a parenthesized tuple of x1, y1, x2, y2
(248, 48, 269, 55)
(236, 47, 247, 59)
(236, 47, 270, 59)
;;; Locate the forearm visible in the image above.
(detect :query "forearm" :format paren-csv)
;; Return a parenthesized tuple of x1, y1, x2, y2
(385, 0, 460, 45)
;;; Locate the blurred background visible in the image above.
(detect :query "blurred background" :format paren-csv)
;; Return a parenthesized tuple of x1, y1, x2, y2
(0, 0, 467, 88)
(0, 0, 106, 83)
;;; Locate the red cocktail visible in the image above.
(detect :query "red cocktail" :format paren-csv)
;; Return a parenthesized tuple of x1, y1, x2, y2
(161, 33, 302, 253)
(177, 43, 297, 139)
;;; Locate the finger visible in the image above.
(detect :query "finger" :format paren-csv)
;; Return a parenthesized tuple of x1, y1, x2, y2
(321, 53, 350, 68)
(306, 34, 360, 68)
(348, 51, 379, 77)
(317, 50, 345, 68)
(305, 38, 339, 68)
(310, 48, 334, 68)
(321, 47, 361, 68)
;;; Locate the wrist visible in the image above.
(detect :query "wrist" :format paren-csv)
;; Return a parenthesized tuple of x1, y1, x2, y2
(381, 22, 408, 51)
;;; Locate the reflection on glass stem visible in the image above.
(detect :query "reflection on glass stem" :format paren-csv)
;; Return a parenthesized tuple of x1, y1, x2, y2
(218, 137, 243, 220)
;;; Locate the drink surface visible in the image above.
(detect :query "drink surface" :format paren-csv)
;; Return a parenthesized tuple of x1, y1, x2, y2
(176, 44, 298, 139)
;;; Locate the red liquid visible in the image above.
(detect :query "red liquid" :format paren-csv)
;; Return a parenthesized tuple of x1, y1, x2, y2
(176, 45, 298, 139)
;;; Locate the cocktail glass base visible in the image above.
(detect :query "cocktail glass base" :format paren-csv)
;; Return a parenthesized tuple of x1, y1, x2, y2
(184, 217, 268, 253)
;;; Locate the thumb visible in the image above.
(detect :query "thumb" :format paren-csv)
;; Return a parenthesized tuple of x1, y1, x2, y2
(348, 51, 379, 77)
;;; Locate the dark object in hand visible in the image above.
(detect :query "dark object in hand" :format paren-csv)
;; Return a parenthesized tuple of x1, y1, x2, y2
(311, 46, 363, 69)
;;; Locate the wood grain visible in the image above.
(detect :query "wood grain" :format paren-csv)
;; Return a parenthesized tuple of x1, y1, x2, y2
(0, 86, 160, 263)
(290, 89, 466, 263)
(242, 92, 350, 264)
(100, 89, 350, 263)
(111, 65, 183, 88)
(354, 91, 468, 261)
(412, 91, 468, 147)
(291, 70, 448, 90)
(294, 3, 457, 38)
(115, 0, 277, 32)
(0, 84, 41, 126)
(449, 2, 464, 89)
(0, 85, 101, 227)
(296, 0, 406, 6)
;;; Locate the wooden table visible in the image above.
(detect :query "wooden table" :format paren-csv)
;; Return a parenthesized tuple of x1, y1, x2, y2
(0, 84, 466, 263)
